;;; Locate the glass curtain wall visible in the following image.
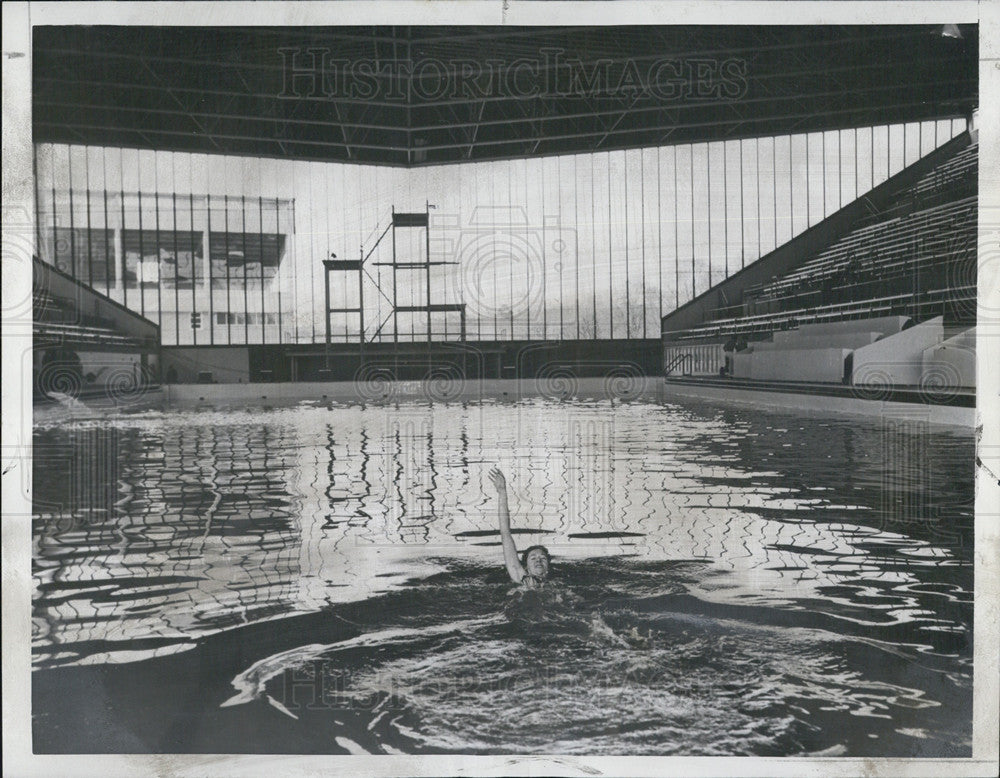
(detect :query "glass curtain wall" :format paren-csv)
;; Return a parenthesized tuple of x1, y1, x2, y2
(35, 146, 295, 346)
(35, 118, 965, 345)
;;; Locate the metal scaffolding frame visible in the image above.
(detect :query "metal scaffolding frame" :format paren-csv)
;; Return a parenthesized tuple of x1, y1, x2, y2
(321, 201, 466, 367)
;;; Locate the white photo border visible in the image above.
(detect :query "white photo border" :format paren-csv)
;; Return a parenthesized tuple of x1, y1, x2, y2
(3, 2, 997, 776)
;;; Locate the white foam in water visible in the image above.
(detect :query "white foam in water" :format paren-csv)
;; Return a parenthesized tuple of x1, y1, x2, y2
(44, 391, 92, 418)
(222, 614, 506, 709)
(333, 736, 371, 754)
(266, 695, 299, 720)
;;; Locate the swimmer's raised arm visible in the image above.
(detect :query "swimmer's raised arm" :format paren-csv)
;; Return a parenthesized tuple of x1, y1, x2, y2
(489, 467, 525, 584)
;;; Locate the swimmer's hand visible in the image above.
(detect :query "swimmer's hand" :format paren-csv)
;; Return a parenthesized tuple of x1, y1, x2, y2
(488, 467, 507, 493)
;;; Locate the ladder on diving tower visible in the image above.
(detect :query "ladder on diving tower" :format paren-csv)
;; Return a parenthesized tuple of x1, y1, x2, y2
(321, 202, 467, 369)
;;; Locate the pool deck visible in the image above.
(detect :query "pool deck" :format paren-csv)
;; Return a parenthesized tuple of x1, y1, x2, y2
(148, 377, 978, 427)
(662, 377, 975, 427)
(161, 376, 651, 405)
(31, 377, 976, 429)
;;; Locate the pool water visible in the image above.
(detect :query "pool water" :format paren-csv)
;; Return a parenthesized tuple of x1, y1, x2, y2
(31, 394, 974, 756)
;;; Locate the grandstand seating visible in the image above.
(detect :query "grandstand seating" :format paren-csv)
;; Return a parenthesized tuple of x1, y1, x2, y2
(855, 142, 978, 226)
(33, 255, 161, 399)
(662, 136, 977, 393)
(34, 290, 146, 348)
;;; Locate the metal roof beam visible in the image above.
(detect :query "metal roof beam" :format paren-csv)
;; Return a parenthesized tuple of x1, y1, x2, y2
(35, 75, 971, 140)
(35, 99, 969, 158)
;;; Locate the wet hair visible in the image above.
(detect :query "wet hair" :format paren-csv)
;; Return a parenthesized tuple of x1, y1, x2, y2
(521, 545, 551, 571)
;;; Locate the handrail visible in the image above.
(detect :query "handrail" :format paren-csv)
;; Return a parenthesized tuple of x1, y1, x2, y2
(664, 352, 694, 377)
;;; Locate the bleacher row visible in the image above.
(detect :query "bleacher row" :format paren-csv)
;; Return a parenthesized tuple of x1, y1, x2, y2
(671, 141, 977, 346)
(674, 285, 975, 344)
(754, 197, 975, 301)
(662, 138, 977, 394)
(34, 290, 146, 348)
(908, 141, 978, 201)
(856, 141, 978, 227)
(728, 198, 976, 330)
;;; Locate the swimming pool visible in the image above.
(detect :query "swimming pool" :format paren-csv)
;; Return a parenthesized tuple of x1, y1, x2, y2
(31, 391, 974, 756)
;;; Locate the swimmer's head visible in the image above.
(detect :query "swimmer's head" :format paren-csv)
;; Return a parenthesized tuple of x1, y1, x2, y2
(521, 546, 551, 579)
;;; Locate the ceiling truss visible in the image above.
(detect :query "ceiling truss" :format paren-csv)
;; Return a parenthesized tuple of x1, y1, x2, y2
(33, 25, 978, 167)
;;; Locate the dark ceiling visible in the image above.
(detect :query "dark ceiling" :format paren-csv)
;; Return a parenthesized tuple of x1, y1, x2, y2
(33, 25, 978, 167)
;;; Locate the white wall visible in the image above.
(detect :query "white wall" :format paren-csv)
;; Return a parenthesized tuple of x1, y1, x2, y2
(736, 347, 850, 382)
(922, 327, 975, 390)
(852, 316, 945, 388)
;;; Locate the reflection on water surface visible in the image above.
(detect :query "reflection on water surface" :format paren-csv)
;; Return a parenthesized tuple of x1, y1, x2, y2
(32, 395, 973, 755)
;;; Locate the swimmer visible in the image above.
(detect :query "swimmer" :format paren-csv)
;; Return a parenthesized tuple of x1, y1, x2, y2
(488, 467, 551, 588)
